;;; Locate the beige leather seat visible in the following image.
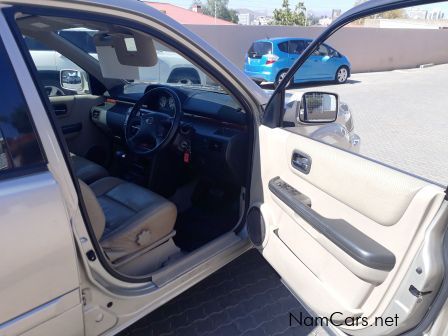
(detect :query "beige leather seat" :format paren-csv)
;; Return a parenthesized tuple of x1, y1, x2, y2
(79, 177, 177, 262)
(71, 154, 108, 184)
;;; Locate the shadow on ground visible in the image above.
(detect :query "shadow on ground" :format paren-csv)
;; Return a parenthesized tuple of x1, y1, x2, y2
(261, 78, 362, 91)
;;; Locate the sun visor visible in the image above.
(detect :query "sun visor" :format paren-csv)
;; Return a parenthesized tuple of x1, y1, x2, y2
(94, 31, 158, 80)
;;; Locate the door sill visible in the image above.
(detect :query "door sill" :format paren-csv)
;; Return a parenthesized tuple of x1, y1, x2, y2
(151, 232, 250, 287)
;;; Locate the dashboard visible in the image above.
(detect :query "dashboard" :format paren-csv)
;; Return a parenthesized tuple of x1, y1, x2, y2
(91, 85, 249, 184)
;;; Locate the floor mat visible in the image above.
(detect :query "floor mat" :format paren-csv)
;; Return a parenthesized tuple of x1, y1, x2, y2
(174, 203, 239, 251)
(173, 180, 240, 251)
(118, 250, 318, 336)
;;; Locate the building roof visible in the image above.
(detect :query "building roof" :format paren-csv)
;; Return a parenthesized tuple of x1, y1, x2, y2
(144, 2, 235, 25)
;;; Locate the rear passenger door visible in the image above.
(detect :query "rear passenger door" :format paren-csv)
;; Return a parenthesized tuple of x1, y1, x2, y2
(310, 44, 335, 80)
(0, 14, 83, 335)
(289, 40, 313, 81)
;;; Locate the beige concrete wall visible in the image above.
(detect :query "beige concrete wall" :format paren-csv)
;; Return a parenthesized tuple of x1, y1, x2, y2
(186, 25, 448, 73)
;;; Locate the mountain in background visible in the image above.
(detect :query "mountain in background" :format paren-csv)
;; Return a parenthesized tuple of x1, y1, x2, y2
(235, 8, 271, 17)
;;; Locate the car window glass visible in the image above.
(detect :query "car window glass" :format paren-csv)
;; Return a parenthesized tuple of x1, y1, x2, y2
(23, 36, 91, 97)
(18, 18, 225, 96)
(313, 44, 329, 56)
(278, 41, 288, 53)
(0, 38, 45, 174)
(248, 41, 272, 58)
(58, 30, 97, 54)
(289, 40, 306, 54)
(280, 2, 448, 186)
(24, 36, 50, 51)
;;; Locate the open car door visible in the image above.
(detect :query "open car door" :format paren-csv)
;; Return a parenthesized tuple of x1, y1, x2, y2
(250, 0, 448, 335)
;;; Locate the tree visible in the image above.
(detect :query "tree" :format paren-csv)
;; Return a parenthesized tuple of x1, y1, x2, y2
(307, 12, 320, 26)
(272, 0, 307, 26)
(200, 0, 239, 24)
(190, 0, 202, 8)
(381, 9, 407, 19)
(353, 0, 407, 23)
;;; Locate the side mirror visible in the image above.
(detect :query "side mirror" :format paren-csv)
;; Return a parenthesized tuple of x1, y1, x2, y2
(299, 92, 338, 123)
(60, 69, 84, 92)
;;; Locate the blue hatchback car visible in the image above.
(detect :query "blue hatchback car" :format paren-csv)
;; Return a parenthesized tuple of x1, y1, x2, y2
(244, 37, 351, 87)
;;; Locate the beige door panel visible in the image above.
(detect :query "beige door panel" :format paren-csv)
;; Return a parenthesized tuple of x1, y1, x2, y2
(257, 125, 445, 324)
(50, 94, 108, 157)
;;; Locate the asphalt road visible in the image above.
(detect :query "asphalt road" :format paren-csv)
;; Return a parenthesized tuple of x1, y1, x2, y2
(288, 64, 448, 186)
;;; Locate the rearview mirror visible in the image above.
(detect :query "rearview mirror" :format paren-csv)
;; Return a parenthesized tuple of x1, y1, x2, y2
(60, 69, 83, 92)
(299, 92, 338, 123)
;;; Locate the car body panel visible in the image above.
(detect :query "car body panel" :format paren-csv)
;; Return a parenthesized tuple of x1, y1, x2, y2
(0, 171, 81, 334)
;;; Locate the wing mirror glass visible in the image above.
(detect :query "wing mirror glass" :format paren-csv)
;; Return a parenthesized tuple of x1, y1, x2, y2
(60, 69, 83, 92)
(299, 92, 338, 123)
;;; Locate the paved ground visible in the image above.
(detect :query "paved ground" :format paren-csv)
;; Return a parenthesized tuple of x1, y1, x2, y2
(287, 64, 448, 186)
(118, 250, 332, 336)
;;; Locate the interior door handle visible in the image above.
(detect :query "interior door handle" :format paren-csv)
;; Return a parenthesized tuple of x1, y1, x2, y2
(291, 151, 311, 174)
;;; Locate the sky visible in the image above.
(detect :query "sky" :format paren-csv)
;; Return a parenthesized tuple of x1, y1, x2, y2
(153, 0, 448, 16)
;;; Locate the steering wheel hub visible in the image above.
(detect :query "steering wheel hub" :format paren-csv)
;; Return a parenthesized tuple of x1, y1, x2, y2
(124, 87, 182, 156)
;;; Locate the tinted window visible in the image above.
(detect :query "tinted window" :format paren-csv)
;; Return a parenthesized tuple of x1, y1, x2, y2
(248, 42, 272, 59)
(326, 45, 339, 57)
(289, 40, 308, 55)
(58, 30, 97, 54)
(0, 38, 45, 174)
(313, 44, 329, 56)
(23, 35, 91, 97)
(24, 36, 50, 51)
(278, 42, 288, 53)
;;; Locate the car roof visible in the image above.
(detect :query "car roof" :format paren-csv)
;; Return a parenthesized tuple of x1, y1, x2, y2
(254, 37, 312, 44)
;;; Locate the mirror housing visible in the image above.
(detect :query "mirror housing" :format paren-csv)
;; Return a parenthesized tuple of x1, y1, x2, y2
(299, 92, 338, 124)
(60, 69, 84, 93)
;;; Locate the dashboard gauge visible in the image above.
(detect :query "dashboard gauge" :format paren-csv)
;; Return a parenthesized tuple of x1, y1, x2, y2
(159, 96, 167, 109)
(168, 96, 175, 110)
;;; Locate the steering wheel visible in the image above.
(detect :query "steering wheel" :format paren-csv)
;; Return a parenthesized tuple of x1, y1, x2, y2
(124, 87, 182, 156)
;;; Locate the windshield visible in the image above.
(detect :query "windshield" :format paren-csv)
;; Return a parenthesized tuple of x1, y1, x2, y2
(56, 28, 222, 93)
(58, 29, 97, 54)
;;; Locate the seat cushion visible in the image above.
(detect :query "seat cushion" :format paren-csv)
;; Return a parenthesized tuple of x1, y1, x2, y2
(90, 177, 177, 261)
(71, 154, 108, 184)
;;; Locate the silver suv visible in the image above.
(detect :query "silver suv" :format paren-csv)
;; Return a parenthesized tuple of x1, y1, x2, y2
(0, 1, 446, 336)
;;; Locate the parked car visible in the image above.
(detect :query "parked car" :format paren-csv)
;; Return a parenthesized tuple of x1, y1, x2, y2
(25, 28, 207, 96)
(244, 37, 351, 87)
(0, 1, 446, 336)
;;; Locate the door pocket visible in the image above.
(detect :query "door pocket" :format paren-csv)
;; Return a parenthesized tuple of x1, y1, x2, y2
(269, 177, 395, 284)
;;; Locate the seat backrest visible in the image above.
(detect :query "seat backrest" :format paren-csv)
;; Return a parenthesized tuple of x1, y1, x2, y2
(79, 179, 105, 240)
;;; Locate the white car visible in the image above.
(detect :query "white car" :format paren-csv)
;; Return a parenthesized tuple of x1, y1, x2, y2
(0, 1, 446, 336)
